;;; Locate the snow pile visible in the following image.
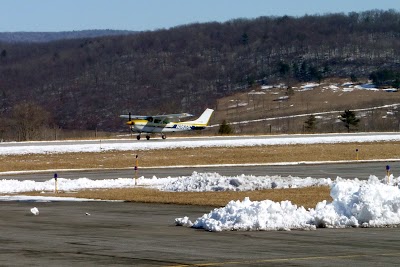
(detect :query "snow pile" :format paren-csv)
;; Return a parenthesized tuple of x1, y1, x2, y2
(176, 175, 400, 231)
(156, 172, 332, 192)
(184, 197, 315, 231)
(313, 176, 400, 228)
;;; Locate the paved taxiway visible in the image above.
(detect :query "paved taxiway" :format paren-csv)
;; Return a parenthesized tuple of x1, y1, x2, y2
(1, 161, 398, 181)
(1, 201, 400, 266)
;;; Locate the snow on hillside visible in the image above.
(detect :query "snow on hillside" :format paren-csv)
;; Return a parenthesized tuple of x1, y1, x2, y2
(262, 81, 397, 93)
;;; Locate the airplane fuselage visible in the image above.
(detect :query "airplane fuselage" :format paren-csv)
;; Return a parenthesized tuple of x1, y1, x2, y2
(129, 120, 206, 133)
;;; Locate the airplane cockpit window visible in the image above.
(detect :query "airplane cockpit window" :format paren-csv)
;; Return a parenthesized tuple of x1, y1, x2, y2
(154, 119, 162, 124)
(147, 117, 153, 122)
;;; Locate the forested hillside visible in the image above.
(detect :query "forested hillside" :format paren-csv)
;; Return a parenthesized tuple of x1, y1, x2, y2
(1, 10, 400, 140)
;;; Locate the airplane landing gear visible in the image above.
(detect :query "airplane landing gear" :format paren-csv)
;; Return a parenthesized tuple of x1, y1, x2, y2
(135, 134, 165, 140)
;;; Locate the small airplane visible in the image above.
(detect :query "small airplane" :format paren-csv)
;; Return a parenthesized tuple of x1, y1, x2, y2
(120, 108, 214, 140)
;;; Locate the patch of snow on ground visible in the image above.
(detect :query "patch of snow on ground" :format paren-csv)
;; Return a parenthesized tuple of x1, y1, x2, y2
(261, 85, 273, 90)
(298, 83, 320, 91)
(342, 88, 354, 92)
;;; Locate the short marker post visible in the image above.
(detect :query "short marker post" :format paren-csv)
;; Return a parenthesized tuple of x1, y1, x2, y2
(355, 148, 359, 161)
(134, 154, 138, 185)
(386, 165, 391, 184)
(54, 173, 58, 193)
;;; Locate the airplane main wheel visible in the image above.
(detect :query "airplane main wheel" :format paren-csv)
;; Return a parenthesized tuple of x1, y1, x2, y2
(136, 135, 141, 140)
(161, 134, 166, 139)
(146, 135, 150, 140)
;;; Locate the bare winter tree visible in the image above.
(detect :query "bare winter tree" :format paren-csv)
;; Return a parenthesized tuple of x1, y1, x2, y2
(11, 102, 51, 141)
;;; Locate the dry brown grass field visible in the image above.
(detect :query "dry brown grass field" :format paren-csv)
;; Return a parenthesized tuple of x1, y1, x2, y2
(214, 86, 397, 123)
(211, 80, 400, 134)
(4, 141, 400, 207)
(35, 186, 331, 209)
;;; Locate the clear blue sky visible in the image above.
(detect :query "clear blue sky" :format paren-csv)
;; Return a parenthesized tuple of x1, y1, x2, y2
(1, 0, 399, 32)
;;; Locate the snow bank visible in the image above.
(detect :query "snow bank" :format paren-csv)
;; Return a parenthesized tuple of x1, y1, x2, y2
(187, 197, 315, 231)
(176, 175, 400, 231)
(0, 172, 332, 193)
(313, 176, 400, 228)
(156, 172, 332, 192)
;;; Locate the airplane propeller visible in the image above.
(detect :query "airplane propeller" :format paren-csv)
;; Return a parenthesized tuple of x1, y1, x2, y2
(126, 112, 134, 126)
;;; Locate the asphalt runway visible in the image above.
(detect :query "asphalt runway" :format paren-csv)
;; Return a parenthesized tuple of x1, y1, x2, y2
(1, 161, 398, 181)
(1, 201, 400, 266)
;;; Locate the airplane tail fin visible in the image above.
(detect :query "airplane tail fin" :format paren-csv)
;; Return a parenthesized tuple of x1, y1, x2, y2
(188, 108, 214, 125)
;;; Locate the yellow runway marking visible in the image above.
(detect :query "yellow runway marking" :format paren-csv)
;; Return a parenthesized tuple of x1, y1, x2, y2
(167, 252, 400, 266)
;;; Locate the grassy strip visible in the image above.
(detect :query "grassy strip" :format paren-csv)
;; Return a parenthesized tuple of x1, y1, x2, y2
(26, 186, 331, 209)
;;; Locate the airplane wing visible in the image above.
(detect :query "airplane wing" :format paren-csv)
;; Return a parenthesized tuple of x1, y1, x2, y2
(120, 113, 193, 120)
(119, 114, 149, 120)
(152, 113, 194, 119)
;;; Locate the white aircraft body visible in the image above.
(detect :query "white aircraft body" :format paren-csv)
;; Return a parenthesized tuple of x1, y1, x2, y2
(120, 108, 214, 140)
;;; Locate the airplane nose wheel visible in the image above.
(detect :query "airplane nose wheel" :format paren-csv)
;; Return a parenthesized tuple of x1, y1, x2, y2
(146, 135, 151, 140)
(136, 135, 141, 140)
